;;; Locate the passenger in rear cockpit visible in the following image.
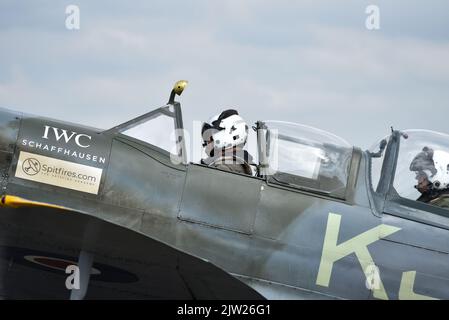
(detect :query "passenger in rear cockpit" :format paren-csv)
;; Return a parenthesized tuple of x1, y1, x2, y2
(410, 146, 449, 207)
(201, 109, 254, 175)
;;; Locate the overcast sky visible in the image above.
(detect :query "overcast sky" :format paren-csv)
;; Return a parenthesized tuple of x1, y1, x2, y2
(1, 0, 448, 156)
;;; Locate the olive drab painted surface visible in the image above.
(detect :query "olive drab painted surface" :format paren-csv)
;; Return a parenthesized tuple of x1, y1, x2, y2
(0, 82, 448, 299)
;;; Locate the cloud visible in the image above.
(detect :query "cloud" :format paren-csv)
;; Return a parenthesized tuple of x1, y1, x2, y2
(0, 1, 448, 151)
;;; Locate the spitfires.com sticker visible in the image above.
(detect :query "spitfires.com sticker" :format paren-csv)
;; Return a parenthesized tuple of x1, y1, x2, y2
(15, 151, 103, 195)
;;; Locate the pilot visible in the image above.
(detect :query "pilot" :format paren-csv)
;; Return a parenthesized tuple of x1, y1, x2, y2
(410, 146, 449, 205)
(201, 109, 254, 175)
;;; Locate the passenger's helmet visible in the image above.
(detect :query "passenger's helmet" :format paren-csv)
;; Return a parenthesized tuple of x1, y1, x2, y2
(201, 109, 248, 151)
(410, 147, 449, 190)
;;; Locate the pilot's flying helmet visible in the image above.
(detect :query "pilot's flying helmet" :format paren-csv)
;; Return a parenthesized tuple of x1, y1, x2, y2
(410, 146, 449, 191)
(201, 109, 248, 152)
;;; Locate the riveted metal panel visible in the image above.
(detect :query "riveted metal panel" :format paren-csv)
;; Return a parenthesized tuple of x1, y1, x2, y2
(179, 164, 262, 234)
(102, 138, 186, 218)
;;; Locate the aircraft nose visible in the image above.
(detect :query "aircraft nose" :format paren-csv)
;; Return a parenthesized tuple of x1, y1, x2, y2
(0, 108, 21, 185)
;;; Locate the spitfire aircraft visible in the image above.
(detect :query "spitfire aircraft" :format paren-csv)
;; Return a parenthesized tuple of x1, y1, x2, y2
(0, 80, 448, 299)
